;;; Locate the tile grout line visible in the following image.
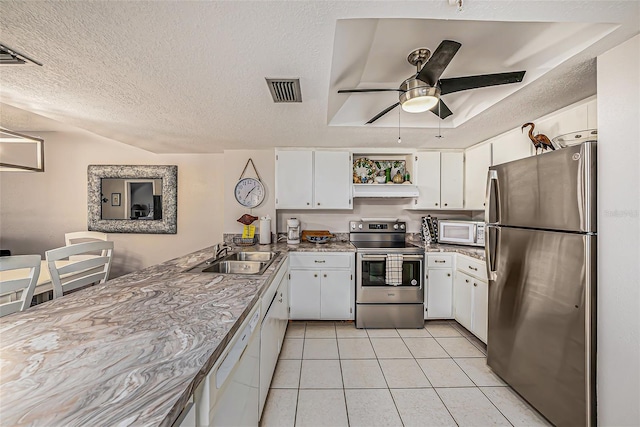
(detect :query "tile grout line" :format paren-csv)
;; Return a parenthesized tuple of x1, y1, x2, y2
(293, 321, 306, 426)
(476, 386, 516, 427)
(334, 322, 352, 427)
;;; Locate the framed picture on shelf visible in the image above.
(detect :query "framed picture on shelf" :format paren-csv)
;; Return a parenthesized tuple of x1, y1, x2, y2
(111, 193, 121, 206)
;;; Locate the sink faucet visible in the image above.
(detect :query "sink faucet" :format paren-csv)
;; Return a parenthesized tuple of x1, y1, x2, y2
(214, 242, 230, 260)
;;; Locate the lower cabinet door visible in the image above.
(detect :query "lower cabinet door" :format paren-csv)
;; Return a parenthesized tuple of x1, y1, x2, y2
(320, 270, 352, 320)
(453, 271, 473, 331)
(426, 268, 453, 318)
(471, 279, 488, 344)
(276, 274, 289, 342)
(259, 309, 278, 417)
(289, 270, 321, 319)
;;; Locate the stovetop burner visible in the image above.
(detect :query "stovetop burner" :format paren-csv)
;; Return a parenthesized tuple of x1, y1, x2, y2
(349, 220, 423, 254)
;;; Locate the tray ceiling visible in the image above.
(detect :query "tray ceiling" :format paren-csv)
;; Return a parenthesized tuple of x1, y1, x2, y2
(0, 1, 638, 153)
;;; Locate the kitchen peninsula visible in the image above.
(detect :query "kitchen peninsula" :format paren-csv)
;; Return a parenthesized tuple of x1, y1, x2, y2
(0, 241, 355, 426)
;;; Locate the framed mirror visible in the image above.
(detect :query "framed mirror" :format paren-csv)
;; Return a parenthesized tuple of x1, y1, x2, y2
(88, 165, 177, 234)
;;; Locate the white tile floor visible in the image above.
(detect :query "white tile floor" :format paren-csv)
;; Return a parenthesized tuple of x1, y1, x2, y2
(260, 320, 552, 427)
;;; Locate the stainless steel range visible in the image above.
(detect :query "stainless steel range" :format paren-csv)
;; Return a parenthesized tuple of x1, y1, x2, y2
(350, 220, 424, 329)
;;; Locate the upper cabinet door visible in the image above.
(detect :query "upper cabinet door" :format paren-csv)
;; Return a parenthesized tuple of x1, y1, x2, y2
(314, 151, 351, 209)
(440, 152, 464, 209)
(464, 144, 492, 210)
(275, 150, 313, 209)
(414, 152, 441, 209)
(491, 128, 533, 166)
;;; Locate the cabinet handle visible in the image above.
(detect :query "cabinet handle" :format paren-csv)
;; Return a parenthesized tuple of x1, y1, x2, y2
(473, 283, 478, 287)
(435, 260, 445, 263)
(317, 202, 320, 206)
(323, 274, 327, 278)
(444, 203, 448, 206)
(307, 202, 310, 205)
(469, 265, 478, 271)
(465, 279, 469, 283)
(314, 260, 326, 263)
(447, 273, 451, 277)
(435, 203, 439, 206)
(314, 274, 318, 277)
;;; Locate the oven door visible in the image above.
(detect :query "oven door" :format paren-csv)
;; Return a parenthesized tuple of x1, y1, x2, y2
(356, 253, 424, 303)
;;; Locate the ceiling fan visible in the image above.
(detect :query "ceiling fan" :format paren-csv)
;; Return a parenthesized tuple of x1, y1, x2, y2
(338, 40, 526, 124)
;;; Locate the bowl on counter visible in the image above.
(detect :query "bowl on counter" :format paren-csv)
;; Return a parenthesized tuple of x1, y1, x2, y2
(306, 235, 332, 244)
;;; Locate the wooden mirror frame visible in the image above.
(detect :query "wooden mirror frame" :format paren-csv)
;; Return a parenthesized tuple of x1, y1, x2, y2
(88, 165, 177, 234)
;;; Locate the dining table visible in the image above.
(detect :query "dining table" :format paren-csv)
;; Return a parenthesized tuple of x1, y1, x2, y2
(0, 259, 73, 304)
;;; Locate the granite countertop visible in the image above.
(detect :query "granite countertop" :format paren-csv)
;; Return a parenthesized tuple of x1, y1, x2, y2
(0, 245, 291, 427)
(246, 239, 356, 253)
(407, 239, 486, 261)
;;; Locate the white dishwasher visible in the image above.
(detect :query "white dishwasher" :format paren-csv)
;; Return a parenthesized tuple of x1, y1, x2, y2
(195, 305, 261, 426)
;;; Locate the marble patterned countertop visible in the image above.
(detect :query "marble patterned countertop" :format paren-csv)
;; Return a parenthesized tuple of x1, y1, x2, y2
(0, 239, 484, 426)
(0, 242, 356, 426)
(406, 238, 486, 261)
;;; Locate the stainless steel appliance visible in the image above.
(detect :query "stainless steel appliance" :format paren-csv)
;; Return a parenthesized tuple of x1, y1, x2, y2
(438, 220, 485, 247)
(485, 142, 596, 426)
(350, 220, 424, 328)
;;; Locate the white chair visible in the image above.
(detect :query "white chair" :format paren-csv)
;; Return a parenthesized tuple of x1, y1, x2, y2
(64, 231, 108, 261)
(46, 241, 114, 299)
(0, 255, 41, 317)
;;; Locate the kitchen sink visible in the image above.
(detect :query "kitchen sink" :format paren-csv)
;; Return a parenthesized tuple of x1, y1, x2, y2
(203, 260, 266, 274)
(222, 251, 278, 262)
(186, 251, 280, 275)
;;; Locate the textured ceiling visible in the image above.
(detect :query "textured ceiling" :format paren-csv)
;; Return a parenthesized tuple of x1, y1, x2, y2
(0, 1, 638, 153)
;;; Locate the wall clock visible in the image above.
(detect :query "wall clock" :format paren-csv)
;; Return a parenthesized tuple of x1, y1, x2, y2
(235, 177, 265, 208)
(234, 158, 266, 208)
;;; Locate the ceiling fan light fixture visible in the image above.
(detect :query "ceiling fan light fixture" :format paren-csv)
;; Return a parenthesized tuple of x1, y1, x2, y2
(399, 79, 440, 113)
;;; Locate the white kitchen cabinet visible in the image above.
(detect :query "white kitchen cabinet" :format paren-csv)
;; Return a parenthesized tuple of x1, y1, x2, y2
(289, 253, 354, 320)
(425, 253, 454, 319)
(464, 143, 492, 210)
(314, 151, 352, 209)
(275, 150, 352, 209)
(320, 270, 352, 319)
(259, 259, 289, 417)
(453, 254, 488, 343)
(413, 151, 463, 209)
(471, 278, 488, 343)
(414, 152, 441, 209)
(440, 152, 464, 208)
(453, 271, 473, 331)
(536, 98, 597, 140)
(289, 269, 321, 319)
(491, 129, 533, 166)
(275, 150, 313, 208)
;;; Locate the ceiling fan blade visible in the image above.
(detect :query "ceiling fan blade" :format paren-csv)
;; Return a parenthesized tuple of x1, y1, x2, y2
(366, 102, 400, 124)
(417, 40, 462, 86)
(338, 88, 401, 93)
(439, 71, 526, 95)
(430, 99, 453, 119)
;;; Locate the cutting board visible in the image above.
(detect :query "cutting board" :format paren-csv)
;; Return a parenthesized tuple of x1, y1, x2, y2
(301, 230, 334, 240)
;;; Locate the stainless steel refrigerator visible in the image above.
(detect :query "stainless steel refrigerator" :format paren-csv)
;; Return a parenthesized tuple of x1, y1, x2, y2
(485, 141, 596, 426)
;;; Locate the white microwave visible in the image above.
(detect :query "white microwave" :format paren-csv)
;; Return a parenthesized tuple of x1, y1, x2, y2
(438, 220, 485, 247)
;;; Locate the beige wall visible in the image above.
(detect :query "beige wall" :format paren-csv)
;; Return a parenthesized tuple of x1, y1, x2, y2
(596, 34, 640, 426)
(223, 150, 276, 239)
(0, 130, 224, 277)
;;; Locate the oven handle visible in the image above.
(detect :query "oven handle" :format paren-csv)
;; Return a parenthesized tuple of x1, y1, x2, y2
(360, 254, 424, 260)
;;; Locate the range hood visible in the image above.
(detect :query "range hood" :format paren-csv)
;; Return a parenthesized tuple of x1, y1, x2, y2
(352, 184, 419, 198)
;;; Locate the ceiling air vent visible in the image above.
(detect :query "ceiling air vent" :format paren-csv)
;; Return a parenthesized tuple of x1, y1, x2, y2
(0, 44, 42, 66)
(266, 78, 302, 103)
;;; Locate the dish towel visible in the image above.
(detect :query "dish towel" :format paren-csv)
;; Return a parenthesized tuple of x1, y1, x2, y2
(385, 254, 403, 286)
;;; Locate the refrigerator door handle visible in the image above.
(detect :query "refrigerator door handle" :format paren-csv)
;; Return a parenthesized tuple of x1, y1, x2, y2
(485, 225, 498, 280)
(485, 170, 499, 224)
